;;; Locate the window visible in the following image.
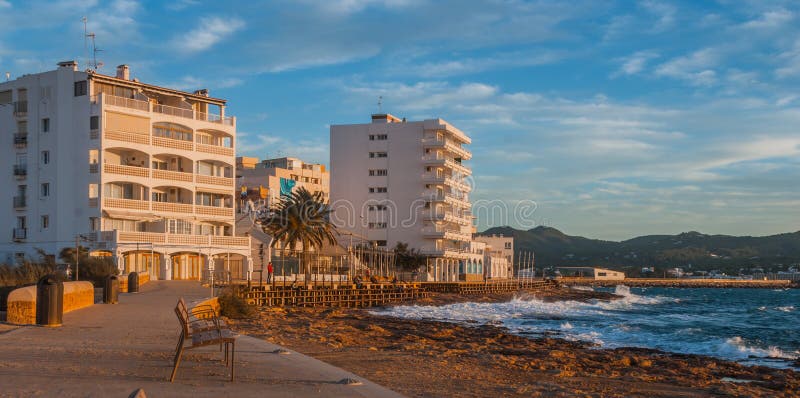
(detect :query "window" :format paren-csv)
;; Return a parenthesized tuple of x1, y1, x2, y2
(368, 187, 387, 193)
(89, 217, 100, 231)
(376, 134, 388, 140)
(88, 149, 99, 164)
(375, 240, 387, 247)
(42, 118, 50, 133)
(368, 204, 388, 211)
(368, 169, 387, 176)
(368, 134, 375, 140)
(41, 151, 50, 165)
(40, 183, 50, 197)
(168, 219, 193, 235)
(41, 215, 49, 229)
(90, 116, 99, 130)
(152, 192, 167, 202)
(369, 152, 388, 158)
(368, 222, 387, 229)
(504, 242, 512, 249)
(88, 184, 98, 198)
(74, 80, 88, 96)
(0, 90, 11, 104)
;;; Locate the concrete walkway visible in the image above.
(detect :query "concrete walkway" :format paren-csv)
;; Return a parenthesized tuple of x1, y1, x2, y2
(0, 281, 403, 397)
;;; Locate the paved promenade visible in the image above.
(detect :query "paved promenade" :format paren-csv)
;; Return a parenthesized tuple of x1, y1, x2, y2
(0, 281, 403, 397)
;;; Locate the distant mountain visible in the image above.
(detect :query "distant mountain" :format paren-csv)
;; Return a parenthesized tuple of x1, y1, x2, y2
(479, 226, 800, 274)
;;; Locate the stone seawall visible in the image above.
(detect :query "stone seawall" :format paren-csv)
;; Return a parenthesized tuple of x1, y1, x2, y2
(559, 278, 794, 289)
(6, 281, 95, 325)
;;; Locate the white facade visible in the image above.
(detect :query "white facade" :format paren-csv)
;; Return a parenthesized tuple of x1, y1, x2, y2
(474, 234, 514, 275)
(330, 114, 475, 281)
(0, 62, 251, 280)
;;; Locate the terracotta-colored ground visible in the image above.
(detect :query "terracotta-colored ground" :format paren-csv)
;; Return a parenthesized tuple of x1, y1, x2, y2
(228, 289, 800, 398)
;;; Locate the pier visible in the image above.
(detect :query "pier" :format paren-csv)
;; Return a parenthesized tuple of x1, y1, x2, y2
(237, 279, 558, 308)
(558, 278, 795, 289)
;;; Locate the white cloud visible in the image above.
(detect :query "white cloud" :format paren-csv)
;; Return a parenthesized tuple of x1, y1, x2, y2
(0, 0, 11, 8)
(172, 16, 245, 54)
(640, 0, 676, 32)
(389, 50, 564, 78)
(654, 48, 720, 86)
(739, 9, 793, 30)
(614, 51, 659, 77)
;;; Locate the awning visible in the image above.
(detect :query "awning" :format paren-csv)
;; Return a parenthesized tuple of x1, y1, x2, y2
(102, 209, 160, 222)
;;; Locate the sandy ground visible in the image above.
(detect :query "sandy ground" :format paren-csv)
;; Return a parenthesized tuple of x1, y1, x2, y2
(229, 288, 800, 398)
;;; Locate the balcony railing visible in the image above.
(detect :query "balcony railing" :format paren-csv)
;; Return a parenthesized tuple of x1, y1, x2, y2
(196, 174, 234, 186)
(13, 228, 27, 240)
(100, 94, 235, 126)
(13, 101, 27, 116)
(13, 133, 27, 148)
(104, 130, 151, 145)
(104, 163, 150, 178)
(13, 165, 26, 177)
(100, 230, 249, 248)
(103, 198, 234, 217)
(151, 201, 193, 214)
(152, 169, 193, 183)
(152, 136, 194, 151)
(13, 196, 26, 208)
(196, 143, 234, 156)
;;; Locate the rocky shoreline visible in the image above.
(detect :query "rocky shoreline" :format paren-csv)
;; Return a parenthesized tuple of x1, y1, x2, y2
(227, 288, 799, 397)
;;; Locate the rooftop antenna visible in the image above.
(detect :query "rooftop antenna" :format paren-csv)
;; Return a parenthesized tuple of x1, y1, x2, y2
(87, 33, 103, 71)
(82, 17, 88, 71)
(377, 96, 383, 113)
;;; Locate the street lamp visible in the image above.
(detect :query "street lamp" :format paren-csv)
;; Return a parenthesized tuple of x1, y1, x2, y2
(75, 234, 90, 281)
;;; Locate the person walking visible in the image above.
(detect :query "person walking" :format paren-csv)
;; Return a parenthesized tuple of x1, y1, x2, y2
(267, 261, 274, 284)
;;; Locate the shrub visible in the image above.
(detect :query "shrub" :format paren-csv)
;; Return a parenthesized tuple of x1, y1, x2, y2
(217, 286, 256, 319)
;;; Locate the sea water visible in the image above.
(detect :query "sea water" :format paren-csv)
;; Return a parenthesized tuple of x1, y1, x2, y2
(372, 286, 800, 368)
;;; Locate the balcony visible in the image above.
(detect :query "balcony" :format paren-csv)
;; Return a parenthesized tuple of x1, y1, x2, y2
(152, 136, 193, 151)
(104, 197, 150, 211)
(196, 174, 234, 186)
(422, 137, 472, 160)
(151, 201, 193, 214)
(13, 133, 27, 148)
(152, 169, 193, 183)
(420, 247, 470, 259)
(195, 205, 234, 217)
(196, 143, 234, 157)
(101, 230, 249, 248)
(13, 101, 27, 117)
(423, 211, 472, 226)
(422, 191, 471, 209)
(104, 130, 151, 145)
(422, 154, 472, 176)
(13, 164, 27, 178)
(100, 94, 235, 126)
(422, 226, 472, 242)
(13, 228, 27, 241)
(103, 163, 150, 178)
(13, 196, 26, 209)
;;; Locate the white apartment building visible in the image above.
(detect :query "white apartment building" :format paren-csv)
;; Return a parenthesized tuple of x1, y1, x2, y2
(330, 114, 475, 281)
(474, 234, 514, 278)
(0, 62, 251, 280)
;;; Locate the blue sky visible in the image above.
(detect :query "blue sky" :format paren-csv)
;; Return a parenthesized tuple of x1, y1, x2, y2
(2, 0, 799, 240)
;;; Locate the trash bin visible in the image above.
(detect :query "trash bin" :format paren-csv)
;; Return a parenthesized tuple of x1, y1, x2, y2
(36, 275, 63, 327)
(128, 272, 139, 293)
(104, 275, 119, 304)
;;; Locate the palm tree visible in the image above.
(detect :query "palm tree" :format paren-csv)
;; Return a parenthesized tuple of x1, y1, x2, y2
(258, 187, 338, 281)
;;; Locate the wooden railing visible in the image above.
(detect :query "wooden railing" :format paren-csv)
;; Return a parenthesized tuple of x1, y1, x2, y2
(101, 94, 236, 127)
(118, 231, 167, 244)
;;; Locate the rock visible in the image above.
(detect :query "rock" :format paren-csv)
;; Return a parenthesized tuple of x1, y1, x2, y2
(128, 388, 146, 398)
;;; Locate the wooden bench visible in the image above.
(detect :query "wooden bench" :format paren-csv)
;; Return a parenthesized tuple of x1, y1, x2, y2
(170, 298, 237, 382)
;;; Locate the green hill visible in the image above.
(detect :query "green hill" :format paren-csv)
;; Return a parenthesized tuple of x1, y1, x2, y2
(480, 226, 800, 275)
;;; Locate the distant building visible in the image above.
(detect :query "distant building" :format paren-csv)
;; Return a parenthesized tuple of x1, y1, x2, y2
(237, 156, 329, 209)
(474, 234, 514, 266)
(556, 267, 625, 281)
(330, 114, 475, 282)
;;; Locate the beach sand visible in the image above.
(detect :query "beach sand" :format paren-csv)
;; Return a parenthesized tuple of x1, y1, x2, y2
(227, 288, 799, 397)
